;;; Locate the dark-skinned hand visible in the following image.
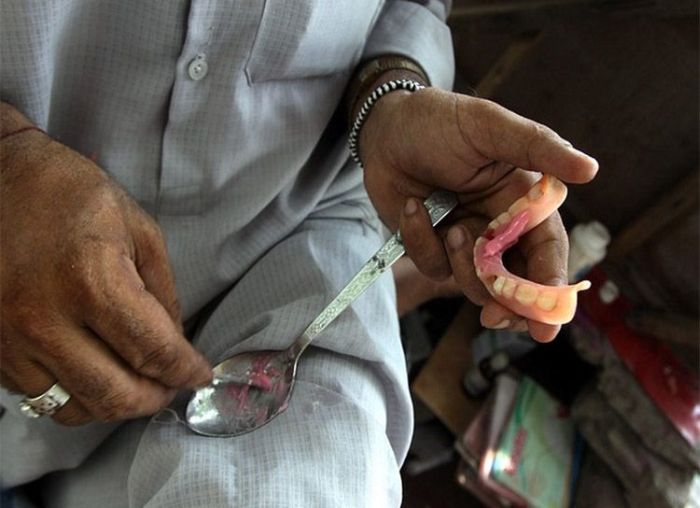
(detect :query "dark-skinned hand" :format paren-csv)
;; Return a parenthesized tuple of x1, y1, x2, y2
(0, 105, 212, 425)
(360, 88, 598, 342)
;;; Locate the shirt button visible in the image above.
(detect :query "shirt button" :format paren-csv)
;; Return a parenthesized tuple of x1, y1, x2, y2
(188, 54, 208, 81)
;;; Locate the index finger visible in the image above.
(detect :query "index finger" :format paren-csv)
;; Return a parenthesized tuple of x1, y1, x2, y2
(82, 253, 212, 389)
(459, 96, 599, 184)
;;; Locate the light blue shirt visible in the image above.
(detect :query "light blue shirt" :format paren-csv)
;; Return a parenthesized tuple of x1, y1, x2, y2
(0, 1, 454, 506)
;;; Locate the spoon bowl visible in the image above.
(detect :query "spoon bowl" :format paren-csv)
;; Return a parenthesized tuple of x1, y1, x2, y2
(186, 190, 458, 437)
(186, 348, 297, 436)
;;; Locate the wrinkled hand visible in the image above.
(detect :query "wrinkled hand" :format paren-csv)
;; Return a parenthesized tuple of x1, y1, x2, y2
(0, 123, 212, 425)
(360, 88, 598, 341)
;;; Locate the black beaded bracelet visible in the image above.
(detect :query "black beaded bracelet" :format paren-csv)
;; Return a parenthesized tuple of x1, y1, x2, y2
(348, 79, 425, 167)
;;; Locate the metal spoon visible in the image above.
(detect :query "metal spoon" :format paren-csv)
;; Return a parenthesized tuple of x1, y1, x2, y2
(185, 190, 458, 437)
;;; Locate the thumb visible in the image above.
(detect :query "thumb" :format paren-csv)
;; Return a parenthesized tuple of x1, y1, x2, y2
(458, 95, 599, 184)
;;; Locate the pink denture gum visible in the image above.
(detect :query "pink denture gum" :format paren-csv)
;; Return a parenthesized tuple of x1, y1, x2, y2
(473, 175, 591, 325)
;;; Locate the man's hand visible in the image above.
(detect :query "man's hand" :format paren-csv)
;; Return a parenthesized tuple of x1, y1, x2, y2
(359, 88, 599, 342)
(0, 107, 212, 425)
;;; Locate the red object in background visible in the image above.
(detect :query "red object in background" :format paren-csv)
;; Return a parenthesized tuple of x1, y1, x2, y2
(579, 267, 700, 447)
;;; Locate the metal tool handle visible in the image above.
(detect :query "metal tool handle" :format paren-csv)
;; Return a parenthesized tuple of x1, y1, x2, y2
(295, 190, 458, 351)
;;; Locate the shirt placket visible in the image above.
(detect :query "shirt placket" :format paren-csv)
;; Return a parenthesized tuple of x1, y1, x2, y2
(157, 0, 221, 216)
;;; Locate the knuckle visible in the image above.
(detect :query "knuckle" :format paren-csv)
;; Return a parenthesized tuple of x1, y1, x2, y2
(473, 98, 501, 119)
(528, 122, 557, 149)
(140, 215, 167, 250)
(73, 254, 107, 306)
(530, 121, 547, 137)
(54, 409, 92, 427)
(73, 371, 113, 407)
(95, 388, 140, 421)
(72, 247, 129, 317)
(135, 340, 180, 378)
(11, 309, 62, 347)
(82, 182, 124, 219)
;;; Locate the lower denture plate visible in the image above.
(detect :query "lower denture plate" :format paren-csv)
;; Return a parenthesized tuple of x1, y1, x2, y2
(474, 175, 591, 325)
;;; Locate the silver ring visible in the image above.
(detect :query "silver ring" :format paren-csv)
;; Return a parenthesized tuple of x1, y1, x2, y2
(19, 382, 71, 418)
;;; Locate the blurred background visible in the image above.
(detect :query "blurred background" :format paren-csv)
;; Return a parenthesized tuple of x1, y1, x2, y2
(398, 0, 699, 506)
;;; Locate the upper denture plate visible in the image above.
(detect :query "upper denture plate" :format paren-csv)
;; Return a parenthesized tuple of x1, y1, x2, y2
(493, 276, 506, 295)
(515, 284, 538, 305)
(502, 278, 517, 298)
(536, 292, 557, 311)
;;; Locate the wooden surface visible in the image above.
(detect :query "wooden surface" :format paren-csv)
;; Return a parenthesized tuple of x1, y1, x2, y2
(450, 11, 698, 234)
(450, 0, 697, 26)
(474, 32, 541, 98)
(608, 170, 699, 260)
(411, 303, 484, 435)
(451, 0, 591, 18)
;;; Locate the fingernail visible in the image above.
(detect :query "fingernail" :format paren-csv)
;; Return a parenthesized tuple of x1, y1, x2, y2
(447, 226, 465, 250)
(492, 319, 510, 329)
(404, 199, 418, 216)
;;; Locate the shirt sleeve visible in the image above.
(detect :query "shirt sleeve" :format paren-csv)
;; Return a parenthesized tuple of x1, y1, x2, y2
(362, 0, 455, 90)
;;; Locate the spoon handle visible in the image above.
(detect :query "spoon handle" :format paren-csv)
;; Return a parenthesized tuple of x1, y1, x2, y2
(296, 190, 458, 350)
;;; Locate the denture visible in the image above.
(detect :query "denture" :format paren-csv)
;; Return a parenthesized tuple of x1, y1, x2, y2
(473, 175, 591, 325)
